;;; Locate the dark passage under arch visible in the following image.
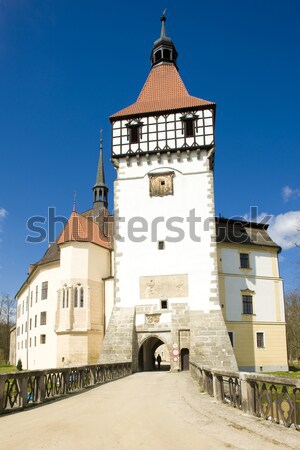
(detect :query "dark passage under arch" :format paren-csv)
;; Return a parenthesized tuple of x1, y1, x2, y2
(138, 337, 170, 372)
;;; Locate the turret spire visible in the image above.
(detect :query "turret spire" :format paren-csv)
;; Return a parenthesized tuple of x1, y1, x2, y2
(151, 10, 178, 69)
(93, 130, 108, 208)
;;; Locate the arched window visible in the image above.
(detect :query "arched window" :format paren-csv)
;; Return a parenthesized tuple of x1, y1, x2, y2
(80, 287, 84, 308)
(66, 288, 69, 308)
(62, 289, 65, 308)
(74, 287, 78, 308)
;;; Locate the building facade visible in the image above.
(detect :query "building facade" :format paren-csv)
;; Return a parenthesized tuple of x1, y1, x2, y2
(14, 15, 288, 372)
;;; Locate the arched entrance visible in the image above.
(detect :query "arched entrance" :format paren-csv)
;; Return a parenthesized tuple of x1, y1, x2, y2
(138, 336, 170, 371)
(181, 348, 190, 371)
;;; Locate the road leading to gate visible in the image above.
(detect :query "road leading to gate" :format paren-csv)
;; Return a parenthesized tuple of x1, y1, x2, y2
(0, 372, 299, 450)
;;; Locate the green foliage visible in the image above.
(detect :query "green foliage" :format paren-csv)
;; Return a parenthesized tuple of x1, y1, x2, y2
(16, 358, 23, 371)
(0, 365, 17, 373)
(285, 291, 300, 362)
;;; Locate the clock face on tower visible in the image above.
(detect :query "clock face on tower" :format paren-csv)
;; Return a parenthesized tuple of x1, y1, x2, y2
(111, 108, 214, 157)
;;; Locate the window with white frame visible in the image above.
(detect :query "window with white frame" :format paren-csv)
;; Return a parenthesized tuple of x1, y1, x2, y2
(41, 281, 48, 300)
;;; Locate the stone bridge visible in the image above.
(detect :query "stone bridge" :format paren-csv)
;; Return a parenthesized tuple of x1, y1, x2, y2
(0, 366, 299, 450)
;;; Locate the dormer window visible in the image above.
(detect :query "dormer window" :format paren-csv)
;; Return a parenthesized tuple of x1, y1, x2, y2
(181, 115, 198, 138)
(126, 122, 143, 144)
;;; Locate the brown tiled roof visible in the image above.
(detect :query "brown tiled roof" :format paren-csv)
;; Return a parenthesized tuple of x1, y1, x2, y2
(57, 211, 111, 249)
(35, 242, 60, 267)
(215, 218, 280, 249)
(111, 63, 214, 118)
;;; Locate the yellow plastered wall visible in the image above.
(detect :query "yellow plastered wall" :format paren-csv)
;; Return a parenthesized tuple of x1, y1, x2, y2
(226, 322, 288, 369)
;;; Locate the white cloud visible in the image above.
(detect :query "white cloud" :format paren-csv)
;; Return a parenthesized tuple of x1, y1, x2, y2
(243, 209, 300, 250)
(282, 185, 300, 202)
(268, 211, 300, 249)
(0, 207, 7, 234)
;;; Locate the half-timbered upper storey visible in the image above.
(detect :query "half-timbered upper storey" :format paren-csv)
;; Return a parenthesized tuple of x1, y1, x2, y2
(110, 14, 215, 158)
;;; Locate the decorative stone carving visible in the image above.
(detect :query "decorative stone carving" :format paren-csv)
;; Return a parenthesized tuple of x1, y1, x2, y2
(140, 274, 188, 299)
(149, 172, 174, 197)
(145, 314, 160, 324)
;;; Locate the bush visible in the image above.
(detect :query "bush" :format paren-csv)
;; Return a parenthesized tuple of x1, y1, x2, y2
(17, 358, 22, 371)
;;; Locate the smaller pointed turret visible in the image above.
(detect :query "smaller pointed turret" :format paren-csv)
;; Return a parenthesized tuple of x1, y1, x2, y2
(150, 10, 178, 69)
(93, 130, 108, 208)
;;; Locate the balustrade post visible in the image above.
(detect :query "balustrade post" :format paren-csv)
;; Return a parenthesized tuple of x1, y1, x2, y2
(0, 375, 5, 412)
(245, 377, 256, 415)
(37, 372, 45, 402)
(239, 373, 249, 414)
(20, 375, 28, 408)
(212, 372, 223, 402)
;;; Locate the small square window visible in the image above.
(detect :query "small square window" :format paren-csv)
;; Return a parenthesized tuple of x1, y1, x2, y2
(161, 299, 168, 309)
(257, 332, 264, 348)
(158, 241, 165, 250)
(40, 334, 46, 344)
(240, 253, 250, 269)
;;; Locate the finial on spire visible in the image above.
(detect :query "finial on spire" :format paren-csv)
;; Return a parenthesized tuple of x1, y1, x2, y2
(93, 128, 108, 208)
(73, 191, 77, 212)
(160, 8, 167, 38)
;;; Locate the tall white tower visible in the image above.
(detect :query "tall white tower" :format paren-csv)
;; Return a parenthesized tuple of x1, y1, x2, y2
(100, 14, 237, 371)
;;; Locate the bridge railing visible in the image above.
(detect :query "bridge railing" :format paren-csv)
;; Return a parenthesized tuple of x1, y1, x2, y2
(190, 362, 300, 430)
(0, 362, 132, 414)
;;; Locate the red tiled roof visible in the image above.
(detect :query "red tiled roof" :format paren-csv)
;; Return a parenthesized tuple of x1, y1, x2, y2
(111, 63, 214, 118)
(57, 211, 111, 249)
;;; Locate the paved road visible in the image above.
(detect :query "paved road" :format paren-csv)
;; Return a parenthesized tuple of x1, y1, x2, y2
(0, 372, 299, 450)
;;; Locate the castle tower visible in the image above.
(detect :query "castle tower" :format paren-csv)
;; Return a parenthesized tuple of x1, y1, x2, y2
(100, 14, 237, 371)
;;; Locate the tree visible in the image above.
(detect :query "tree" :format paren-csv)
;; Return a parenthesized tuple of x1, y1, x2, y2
(0, 294, 16, 364)
(285, 291, 300, 364)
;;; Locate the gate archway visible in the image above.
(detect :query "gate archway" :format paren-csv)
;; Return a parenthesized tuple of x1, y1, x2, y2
(138, 336, 170, 371)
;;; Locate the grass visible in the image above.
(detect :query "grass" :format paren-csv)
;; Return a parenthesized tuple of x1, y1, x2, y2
(0, 365, 18, 374)
(263, 366, 300, 379)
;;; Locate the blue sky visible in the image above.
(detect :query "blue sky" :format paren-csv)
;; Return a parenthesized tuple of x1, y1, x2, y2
(0, 0, 299, 296)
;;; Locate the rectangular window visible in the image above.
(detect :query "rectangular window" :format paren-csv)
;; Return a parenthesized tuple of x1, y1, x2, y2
(184, 118, 195, 137)
(34, 315, 37, 328)
(257, 332, 265, 348)
(17, 304, 21, 318)
(29, 338, 32, 347)
(41, 281, 48, 300)
(228, 332, 234, 347)
(25, 321, 27, 332)
(40, 334, 46, 344)
(36, 285, 38, 302)
(242, 295, 253, 314)
(34, 336, 36, 347)
(80, 288, 84, 308)
(26, 297, 28, 311)
(127, 124, 142, 144)
(22, 301, 24, 314)
(30, 291, 33, 307)
(21, 324, 23, 334)
(161, 299, 168, 309)
(240, 253, 250, 269)
(17, 326, 20, 336)
(40, 311, 47, 325)
(158, 241, 165, 250)
(30, 318, 32, 330)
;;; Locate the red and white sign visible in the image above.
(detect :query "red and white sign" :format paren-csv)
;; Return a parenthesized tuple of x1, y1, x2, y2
(173, 357, 178, 362)
(172, 349, 179, 356)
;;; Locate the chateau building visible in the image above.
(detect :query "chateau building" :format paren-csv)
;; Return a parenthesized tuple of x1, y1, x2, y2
(14, 15, 288, 373)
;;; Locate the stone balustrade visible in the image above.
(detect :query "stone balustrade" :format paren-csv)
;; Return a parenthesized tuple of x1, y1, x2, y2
(190, 362, 300, 430)
(0, 362, 132, 414)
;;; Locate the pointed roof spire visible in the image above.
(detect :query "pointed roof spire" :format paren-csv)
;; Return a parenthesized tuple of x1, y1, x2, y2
(73, 191, 77, 212)
(95, 129, 106, 186)
(151, 10, 178, 69)
(93, 129, 108, 207)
